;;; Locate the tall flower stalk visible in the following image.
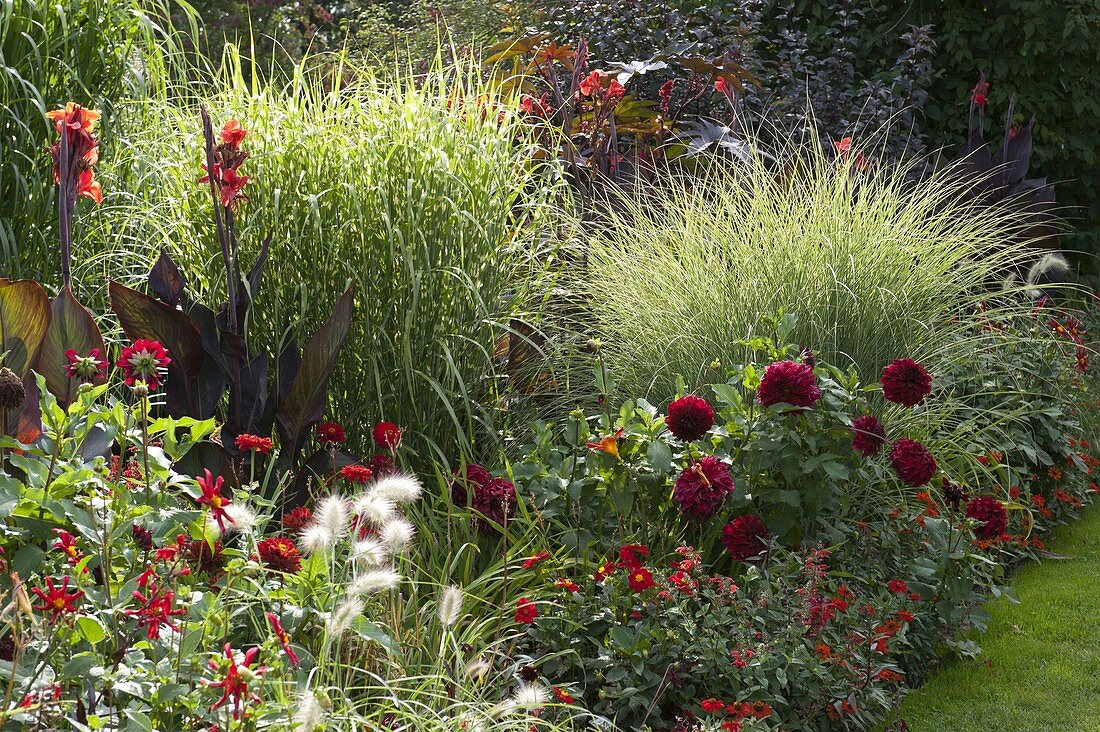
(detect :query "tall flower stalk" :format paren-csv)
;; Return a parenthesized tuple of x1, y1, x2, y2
(46, 103, 103, 290)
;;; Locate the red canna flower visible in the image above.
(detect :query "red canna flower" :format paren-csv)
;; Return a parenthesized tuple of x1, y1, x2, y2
(340, 464, 374, 483)
(515, 598, 538, 624)
(75, 166, 103, 204)
(125, 586, 186, 639)
(195, 469, 234, 534)
(257, 537, 302, 573)
(46, 103, 103, 205)
(627, 566, 655, 592)
(316, 422, 346, 445)
(65, 348, 108, 384)
(205, 643, 267, 719)
(52, 529, 84, 566)
(522, 551, 551, 569)
(31, 576, 83, 623)
(714, 75, 734, 100)
(219, 119, 248, 148)
(117, 339, 171, 391)
(578, 71, 602, 97)
(372, 421, 402, 449)
(834, 137, 853, 157)
(199, 164, 250, 210)
(235, 434, 274, 453)
(265, 611, 300, 666)
(971, 73, 990, 109)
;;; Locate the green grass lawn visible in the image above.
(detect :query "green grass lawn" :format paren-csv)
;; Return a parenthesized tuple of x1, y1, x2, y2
(893, 504, 1100, 731)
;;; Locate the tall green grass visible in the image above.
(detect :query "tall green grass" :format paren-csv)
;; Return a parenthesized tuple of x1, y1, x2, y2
(0, 0, 190, 280)
(76, 51, 562, 467)
(568, 143, 1043, 402)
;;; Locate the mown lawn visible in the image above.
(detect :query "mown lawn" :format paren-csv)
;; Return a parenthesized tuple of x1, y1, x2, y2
(893, 504, 1100, 731)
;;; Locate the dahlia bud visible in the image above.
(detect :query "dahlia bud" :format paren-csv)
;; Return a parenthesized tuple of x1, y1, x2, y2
(584, 338, 601, 354)
(132, 383, 149, 399)
(0, 368, 26, 410)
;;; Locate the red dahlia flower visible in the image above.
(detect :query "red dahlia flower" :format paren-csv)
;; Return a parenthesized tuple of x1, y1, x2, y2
(181, 535, 226, 575)
(757, 360, 821, 408)
(721, 514, 770, 562)
(887, 579, 908, 594)
(316, 422, 346, 445)
(515, 598, 538, 624)
(673, 456, 734, 521)
(451, 465, 516, 535)
(257, 537, 302, 573)
(369, 452, 397, 476)
(52, 529, 84, 566)
(619, 543, 649, 570)
(282, 506, 313, 534)
(31, 576, 84, 623)
(851, 415, 887, 457)
(235, 434, 273, 453)
(117, 339, 171, 391)
(665, 395, 715, 441)
(195, 469, 234, 534)
(881, 359, 932, 407)
(965, 496, 1008, 540)
(126, 586, 186, 639)
(372, 421, 402, 449)
(889, 438, 937, 486)
(552, 687, 575, 704)
(65, 348, 107, 384)
(131, 524, 154, 551)
(627, 566, 655, 592)
(265, 611, 300, 666)
(205, 643, 267, 720)
(340, 464, 373, 483)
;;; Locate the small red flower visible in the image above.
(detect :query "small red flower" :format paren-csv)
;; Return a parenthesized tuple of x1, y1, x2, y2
(701, 698, 726, 714)
(834, 137, 853, 157)
(714, 75, 733, 99)
(627, 566, 655, 592)
(257, 537, 302, 573)
(205, 643, 267, 720)
(265, 611, 300, 666)
(316, 422, 346, 445)
(126, 586, 186, 639)
(851, 415, 887, 457)
(552, 686, 575, 704)
(971, 73, 990, 109)
(340, 464, 373, 483)
(887, 579, 909, 594)
(372, 421, 402, 449)
(195, 469, 234, 534)
(757, 360, 821, 408)
(199, 163, 250, 210)
(117, 339, 171, 391)
(522, 551, 551, 569)
(578, 71, 602, 97)
(31, 576, 83, 623)
(619, 543, 649, 570)
(282, 506, 313, 533)
(52, 529, 84, 566)
(219, 119, 248, 148)
(555, 577, 580, 593)
(235, 434, 273, 453)
(65, 348, 108, 384)
(515, 598, 539, 624)
(881, 359, 932, 407)
(665, 395, 715, 442)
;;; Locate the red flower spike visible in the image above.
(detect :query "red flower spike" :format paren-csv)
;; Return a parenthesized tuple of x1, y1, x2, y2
(265, 612, 300, 666)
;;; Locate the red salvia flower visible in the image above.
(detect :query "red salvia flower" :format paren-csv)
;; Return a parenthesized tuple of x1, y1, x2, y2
(316, 421, 346, 445)
(235, 434, 274, 453)
(195, 469, 234, 534)
(125, 586, 186, 639)
(514, 598, 538, 624)
(257, 537, 302, 573)
(372, 421, 402, 449)
(65, 348, 108, 384)
(31, 576, 83, 623)
(117, 339, 171, 391)
(340, 464, 373, 483)
(265, 611, 300, 666)
(205, 643, 267, 720)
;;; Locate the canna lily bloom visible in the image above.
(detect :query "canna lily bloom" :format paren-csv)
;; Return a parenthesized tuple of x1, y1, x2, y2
(205, 643, 268, 719)
(199, 163, 250, 210)
(219, 119, 248, 148)
(46, 102, 100, 136)
(196, 469, 235, 534)
(971, 72, 990, 109)
(46, 103, 103, 205)
(75, 167, 103, 204)
(265, 611, 300, 666)
(578, 70, 603, 97)
(31, 576, 84, 623)
(585, 428, 624, 459)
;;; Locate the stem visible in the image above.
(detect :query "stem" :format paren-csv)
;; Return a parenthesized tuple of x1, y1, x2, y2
(58, 126, 74, 291)
(141, 396, 151, 499)
(199, 107, 238, 334)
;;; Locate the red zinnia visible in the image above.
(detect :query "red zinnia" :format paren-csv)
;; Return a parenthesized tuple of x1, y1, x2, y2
(851, 415, 887, 457)
(673, 456, 735, 521)
(117, 339, 171, 391)
(340, 464, 373, 483)
(881, 359, 932, 407)
(372, 421, 402, 449)
(887, 579, 909, 594)
(31, 576, 83, 623)
(282, 506, 313, 534)
(889, 438, 937, 486)
(966, 496, 1008, 540)
(195, 469, 234, 534)
(665, 395, 715, 442)
(257, 537, 302, 573)
(265, 611, 300, 666)
(627, 566, 655, 592)
(721, 515, 770, 562)
(757, 360, 821, 408)
(316, 422, 346, 445)
(235, 434, 273, 453)
(515, 598, 538, 624)
(65, 348, 107, 384)
(205, 643, 267, 720)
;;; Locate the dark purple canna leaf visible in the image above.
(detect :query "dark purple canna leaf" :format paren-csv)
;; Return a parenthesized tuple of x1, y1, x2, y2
(36, 286, 105, 406)
(148, 249, 187, 307)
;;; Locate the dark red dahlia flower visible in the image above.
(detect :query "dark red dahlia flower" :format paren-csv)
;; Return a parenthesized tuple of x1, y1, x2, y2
(757, 360, 821, 408)
(117, 339, 171, 391)
(881, 359, 932, 407)
(721, 514, 770, 562)
(889, 438, 937, 486)
(316, 422, 346, 445)
(451, 465, 516, 534)
(941, 476, 967, 510)
(851, 415, 887, 457)
(372, 421, 402, 449)
(665, 395, 715, 442)
(673, 456, 734, 521)
(282, 507, 313, 534)
(965, 496, 1008, 540)
(181, 536, 226, 575)
(257, 537, 302, 573)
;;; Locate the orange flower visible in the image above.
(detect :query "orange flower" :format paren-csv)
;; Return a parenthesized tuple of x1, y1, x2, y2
(219, 119, 248, 148)
(46, 102, 100, 136)
(585, 428, 624, 458)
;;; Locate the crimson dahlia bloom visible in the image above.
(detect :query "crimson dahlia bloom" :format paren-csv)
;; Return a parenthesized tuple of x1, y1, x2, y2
(673, 456, 734, 521)
(117, 339, 171, 391)
(889, 438, 937, 486)
(665, 395, 715, 442)
(65, 348, 107, 384)
(451, 465, 516, 534)
(757, 360, 821, 408)
(257, 537, 302, 573)
(881, 359, 932, 407)
(721, 514, 770, 562)
(196, 469, 234, 534)
(126, 586, 186, 639)
(316, 422, 346, 445)
(282, 506, 313, 534)
(372, 421, 402, 449)
(851, 415, 887, 457)
(966, 496, 1008, 540)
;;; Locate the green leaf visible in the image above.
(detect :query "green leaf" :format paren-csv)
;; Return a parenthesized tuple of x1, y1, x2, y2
(352, 617, 399, 656)
(62, 651, 100, 678)
(75, 615, 106, 645)
(647, 440, 672, 475)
